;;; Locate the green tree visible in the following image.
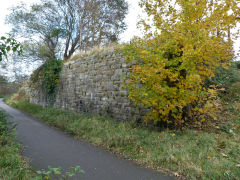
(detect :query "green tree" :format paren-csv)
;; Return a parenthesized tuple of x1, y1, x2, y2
(0, 36, 22, 61)
(124, 0, 240, 127)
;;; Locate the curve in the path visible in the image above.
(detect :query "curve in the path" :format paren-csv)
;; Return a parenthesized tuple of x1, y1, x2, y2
(0, 99, 174, 180)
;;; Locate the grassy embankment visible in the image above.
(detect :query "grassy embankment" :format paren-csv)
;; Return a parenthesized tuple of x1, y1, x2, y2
(5, 63, 240, 180)
(0, 109, 33, 179)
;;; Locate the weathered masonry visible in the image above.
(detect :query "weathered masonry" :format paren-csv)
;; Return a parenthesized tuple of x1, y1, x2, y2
(28, 50, 146, 121)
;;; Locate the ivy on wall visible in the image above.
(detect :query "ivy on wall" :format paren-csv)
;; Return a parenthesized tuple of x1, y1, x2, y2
(30, 58, 63, 105)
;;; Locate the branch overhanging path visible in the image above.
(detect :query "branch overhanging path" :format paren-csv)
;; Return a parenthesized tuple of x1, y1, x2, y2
(0, 99, 174, 180)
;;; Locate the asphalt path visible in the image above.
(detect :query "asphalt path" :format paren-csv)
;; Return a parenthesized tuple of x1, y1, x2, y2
(0, 99, 174, 180)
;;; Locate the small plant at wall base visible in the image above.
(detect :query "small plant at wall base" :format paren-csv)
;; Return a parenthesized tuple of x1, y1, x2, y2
(123, 0, 240, 128)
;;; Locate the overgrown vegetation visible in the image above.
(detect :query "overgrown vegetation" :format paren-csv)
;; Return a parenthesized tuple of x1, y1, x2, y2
(7, 61, 240, 180)
(123, 0, 240, 127)
(30, 58, 63, 105)
(0, 110, 33, 179)
(42, 59, 63, 104)
(206, 62, 240, 102)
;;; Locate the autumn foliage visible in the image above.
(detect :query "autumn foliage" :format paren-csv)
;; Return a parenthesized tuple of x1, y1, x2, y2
(124, 0, 240, 126)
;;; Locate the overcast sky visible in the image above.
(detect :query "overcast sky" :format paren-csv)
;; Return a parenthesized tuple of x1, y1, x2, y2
(0, 0, 38, 35)
(0, 0, 143, 42)
(0, 0, 145, 79)
(0, 0, 239, 56)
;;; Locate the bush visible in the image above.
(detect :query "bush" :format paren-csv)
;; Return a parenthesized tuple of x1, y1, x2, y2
(123, 38, 220, 128)
(42, 59, 63, 95)
(30, 58, 63, 105)
(206, 62, 240, 102)
(123, 0, 239, 127)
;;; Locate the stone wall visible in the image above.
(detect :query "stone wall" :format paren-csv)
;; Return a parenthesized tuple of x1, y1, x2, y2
(28, 50, 146, 121)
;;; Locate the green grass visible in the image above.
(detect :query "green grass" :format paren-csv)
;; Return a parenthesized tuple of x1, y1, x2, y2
(0, 109, 33, 180)
(6, 99, 240, 180)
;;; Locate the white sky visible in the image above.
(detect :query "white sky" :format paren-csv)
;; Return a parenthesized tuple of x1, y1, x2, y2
(0, 0, 143, 80)
(0, 0, 239, 58)
(0, 0, 38, 35)
(0, 0, 143, 42)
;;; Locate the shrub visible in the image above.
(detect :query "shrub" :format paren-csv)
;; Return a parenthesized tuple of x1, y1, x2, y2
(206, 62, 240, 102)
(42, 58, 63, 104)
(30, 58, 63, 105)
(123, 0, 240, 127)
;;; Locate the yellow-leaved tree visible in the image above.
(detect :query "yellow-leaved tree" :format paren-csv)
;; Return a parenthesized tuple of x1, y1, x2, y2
(124, 0, 240, 127)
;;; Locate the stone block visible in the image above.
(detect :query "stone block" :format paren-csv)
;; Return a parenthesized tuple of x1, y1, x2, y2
(26, 50, 145, 122)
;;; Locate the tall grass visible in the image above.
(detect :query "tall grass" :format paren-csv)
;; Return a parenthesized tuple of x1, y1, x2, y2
(7, 99, 240, 180)
(67, 43, 122, 62)
(0, 110, 33, 180)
